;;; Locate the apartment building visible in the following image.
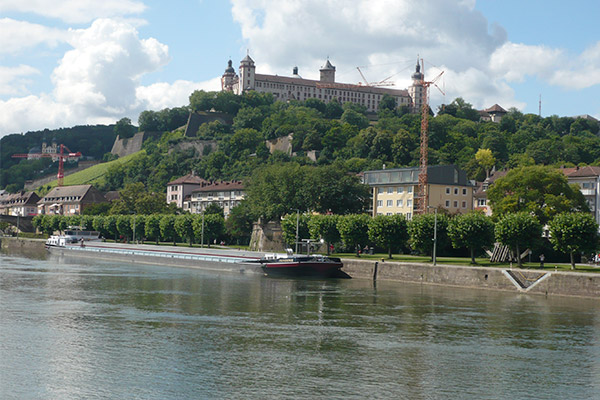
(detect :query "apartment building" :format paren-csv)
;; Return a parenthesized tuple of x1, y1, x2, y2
(363, 165, 474, 218)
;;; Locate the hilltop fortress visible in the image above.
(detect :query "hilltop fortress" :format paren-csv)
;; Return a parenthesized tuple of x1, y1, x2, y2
(221, 56, 425, 113)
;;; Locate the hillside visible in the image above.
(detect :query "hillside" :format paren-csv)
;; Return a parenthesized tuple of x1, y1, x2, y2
(1, 124, 116, 191)
(36, 151, 145, 195)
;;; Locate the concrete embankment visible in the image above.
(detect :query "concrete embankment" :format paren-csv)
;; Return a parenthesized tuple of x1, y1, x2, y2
(343, 259, 600, 298)
(2, 238, 599, 298)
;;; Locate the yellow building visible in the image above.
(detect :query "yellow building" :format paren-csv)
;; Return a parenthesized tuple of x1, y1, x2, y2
(363, 165, 474, 218)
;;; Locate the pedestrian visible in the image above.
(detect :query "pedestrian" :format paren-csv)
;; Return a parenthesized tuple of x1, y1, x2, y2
(539, 254, 545, 268)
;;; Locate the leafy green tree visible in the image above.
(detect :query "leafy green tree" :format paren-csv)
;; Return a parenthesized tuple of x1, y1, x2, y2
(145, 214, 162, 244)
(379, 94, 396, 111)
(138, 110, 161, 132)
(80, 215, 95, 231)
(341, 109, 369, 130)
(447, 212, 495, 264)
(193, 214, 224, 247)
(92, 216, 107, 238)
(548, 212, 599, 269)
(116, 215, 133, 242)
(131, 215, 146, 243)
(337, 214, 370, 256)
(32, 215, 43, 233)
(408, 213, 450, 258)
(114, 117, 136, 138)
(325, 99, 343, 119)
(495, 212, 542, 267)
(308, 214, 340, 255)
(475, 148, 496, 178)
(488, 166, 588, 224)
(368, 214, 409, 259)
(225, 202, 254, 245)
(174, 214, 195, 246)
(189, 90, 216, 112)
(204, 202, 225, 217)
(281, 213, 311, 248)
(103, 215, 118, 241)
(160, 214, 178, 245)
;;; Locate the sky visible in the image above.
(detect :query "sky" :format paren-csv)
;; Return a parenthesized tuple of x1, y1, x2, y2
(1, 0, 599, 137)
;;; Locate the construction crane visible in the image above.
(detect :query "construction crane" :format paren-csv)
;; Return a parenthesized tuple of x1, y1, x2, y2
(415, 59, 444, 214)
(356, 66, 396, 87)
(12, 144, 82, 187)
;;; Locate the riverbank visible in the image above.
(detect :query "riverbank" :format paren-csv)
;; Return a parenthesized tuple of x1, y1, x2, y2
(2, 237, 599, 298)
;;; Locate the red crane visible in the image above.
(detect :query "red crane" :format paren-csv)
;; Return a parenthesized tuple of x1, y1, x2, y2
(12, 144, 82, 187)
(415, 59, 444, 214)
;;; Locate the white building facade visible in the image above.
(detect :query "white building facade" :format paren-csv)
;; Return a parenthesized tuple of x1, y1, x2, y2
(222, 56, 414, 113)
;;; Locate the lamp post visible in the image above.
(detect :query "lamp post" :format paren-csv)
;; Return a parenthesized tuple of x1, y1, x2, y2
(201, 210, 205, 248)
(427, 206, 438, 265)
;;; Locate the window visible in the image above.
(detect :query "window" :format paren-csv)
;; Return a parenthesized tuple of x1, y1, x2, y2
(407, 199, 413, 207)
(445, 200, 450, 207)
(406, 212, 412, 220)
(378, 188, 383, 194)
(387, 187, 393, 194)
(386, 213, 393, 216)
(453, 200, 458, 208)
(445, 187, 451, 195)
(387, 200, 393, 207)
(397, 199, 403, 207)
(397, 187, 404, 194)
(377, 200, 383, 207)
(462, 201, 467, 208)
(454, 188, 459, 195)
(462, 188, 467, 195)
(478, 199, 487, 206)
(408, 186, 413, 194)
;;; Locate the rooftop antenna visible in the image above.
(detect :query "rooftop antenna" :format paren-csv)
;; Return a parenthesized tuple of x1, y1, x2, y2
(539, 94, 542, 117)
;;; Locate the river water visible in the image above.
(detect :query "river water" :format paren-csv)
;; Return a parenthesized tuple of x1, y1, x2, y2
(1, 253, 599, 400)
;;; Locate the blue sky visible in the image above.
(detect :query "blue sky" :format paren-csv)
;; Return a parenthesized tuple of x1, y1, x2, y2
(1, 0, 599, 137)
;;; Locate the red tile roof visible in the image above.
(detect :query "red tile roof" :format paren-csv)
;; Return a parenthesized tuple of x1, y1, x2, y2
(191, 180, 244, 192)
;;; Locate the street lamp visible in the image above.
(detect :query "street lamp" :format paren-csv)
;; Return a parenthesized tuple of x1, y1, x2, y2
(427, 206, 438, 265)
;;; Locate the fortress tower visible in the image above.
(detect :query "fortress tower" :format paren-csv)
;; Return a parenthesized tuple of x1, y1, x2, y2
(408, 60, 424, 113)
(221, 59, 238, 92)
(238, 54, 256, 93)
(319, 59, 336, 83)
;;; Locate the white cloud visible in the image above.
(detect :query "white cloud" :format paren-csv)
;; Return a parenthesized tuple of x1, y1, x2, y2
(136, 78, 221, 111)
(0, 0, 146, 24)
(0, 18, 68, 54)
(490, 42, 563, 83)
(0, 65, 40, 96)
(51, 18, 169, 116)
(0, 18, 214, 136)
(230, 0, 511, 109)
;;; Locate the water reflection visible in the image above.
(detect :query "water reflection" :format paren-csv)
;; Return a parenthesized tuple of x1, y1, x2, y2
(1, 254, 599, 399)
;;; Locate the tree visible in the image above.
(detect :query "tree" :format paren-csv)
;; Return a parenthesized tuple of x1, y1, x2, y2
(447, 212, 495, 264)
(281, 213, 311, 248)
(337, 214, 370, 256)
(475, 148, 496, 178)
(160, 214, 178, 245)
(548, 212, 599, 269)
(204, 202, 224, 217)
(308, 214, 340, 255)
(488, 166, 588, 224)
(368, 214, 409, 259)
(145, 214, 162, 244)
(92, 216, 107, 238)
(114, 117, 135, 138)
(131, 215, 146, 243)
(408, 213, 450, 258)
(116, 215, 132, 242)
(189, 90, 216, 112)
(103, 215, 118, 241)
(174, 214, 195, 247)
(193, 213, 224, 247)
(379, 94, 396, 112)
(494, 212, 542, 267)
(225, 202, 254, 245)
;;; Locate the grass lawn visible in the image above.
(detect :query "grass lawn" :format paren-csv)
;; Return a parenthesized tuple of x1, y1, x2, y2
(38, 151, 145, 191)
(331, 252, 600, 272)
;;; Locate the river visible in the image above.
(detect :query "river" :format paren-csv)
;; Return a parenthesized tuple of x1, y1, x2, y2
(1, 252, 599, 399)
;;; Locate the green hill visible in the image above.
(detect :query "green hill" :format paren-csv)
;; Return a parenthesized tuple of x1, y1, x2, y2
(37, 151, 145, 194)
